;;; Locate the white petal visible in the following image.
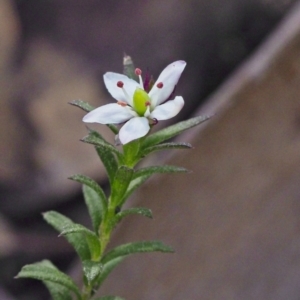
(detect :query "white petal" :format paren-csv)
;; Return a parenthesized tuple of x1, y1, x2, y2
(149, 96, 184, 120)
(83, 103, 137, 124)
(103, 72, 140, 106)
(119, 117, 150, 144)
(149, 60, 186, 107)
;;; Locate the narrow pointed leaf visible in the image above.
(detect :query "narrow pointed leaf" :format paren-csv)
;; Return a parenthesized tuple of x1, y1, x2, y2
(89, 130, 119, 183)
(96, 146, 119, 184)
(81, 133, 123, 159)
(141, 142, 192, 156)
(94, 257, 125, 289)
(69, 174, 106, 233)
(133, 165, 188, 180)
(82, 260, 103, 284)
(44, 281, 72, 300)
(60, 224, 101, 261)
(116, 207, 153, 222)
(43, 211, 90, 261)
(94, 296, 125, 300)
(112, 207, 152, 228)
(69, 99, 95, 112)
(101, 241, 174, 264)
(16, 261, 81, 299)
(141, 115, 210, 149)
(40, 260, 72, 300)
(119, 174, 151, 206)
(69, 174, 107, 202)
(82, 185, 104, 234)
(111, 166, 134, 206)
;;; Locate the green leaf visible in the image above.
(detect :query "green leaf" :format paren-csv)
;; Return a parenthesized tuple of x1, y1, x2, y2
(88, 130, 119, 183)
(44, 281, 72, 300)
(142, 115, 210, 149)
(101, 241, 174, 264)
(82, 185, 104, 234)
(69, 99, 95, 112)
(43, 211, 90, 261)
(133, 165, 189, 180)
(115, 207, 153, 222)
(112, 207, 152, 228)
(111, 166, 134, 206)
(94, 257, 125, 289)
(94, 296, 125, 300)
(106, 124, 119, 135)
(40, 260, 72, 300)
(81, 132, 123, 160)
(82, 260, 103, 284)
(141, 142, 192, 156)
(69, 174, 107, 233)
(16, 260, 81, 299)
(119, 174, 151, 206)
(96, 146, 119, 184)
(60, 223, 101, 261)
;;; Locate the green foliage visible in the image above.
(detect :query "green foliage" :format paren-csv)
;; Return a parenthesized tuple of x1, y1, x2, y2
(60, 223, 101, 261)
(82, 185, 105, 234)
(110, 166, 134, 207)
(119, 174, 152, 206)
(39, 260, 73, 300)
(94, 296, 125, 300)
(69, 99, 95, 112)
(82, 260, 103, 284)
(95, 296, 125, 300)
(101, 241, 174, 264)
(141, 115, 210, 149)
(141, 142, 192, 156)
(94, 257, 125, 289)
(43, 211, 90, 261)
(89, 129, 119, 183)
(69, 174, 107, 229)
(133, 165, 189, 179)
(115, 207, 153, 223)
(81, 132, 123, 160)
(16, 260, 81, 300)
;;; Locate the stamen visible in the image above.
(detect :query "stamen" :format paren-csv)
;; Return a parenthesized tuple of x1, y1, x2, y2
(135, 68, 142, 76)
(151, 118, 158, 125)
(116, 81, 132, 104)
(117, 101, 127, 107)
(117, 81, 124, 88)
(156, 82, 163, 88)
(135, 68, 144, 87)
(145, 101, 151, 107)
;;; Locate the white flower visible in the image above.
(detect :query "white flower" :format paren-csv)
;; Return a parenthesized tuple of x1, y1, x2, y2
(83, 60, 186, 144)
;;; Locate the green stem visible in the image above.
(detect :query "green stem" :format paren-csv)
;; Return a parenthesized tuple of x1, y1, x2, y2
(81, 139, 141, 299)
(81, 284, 93, 300)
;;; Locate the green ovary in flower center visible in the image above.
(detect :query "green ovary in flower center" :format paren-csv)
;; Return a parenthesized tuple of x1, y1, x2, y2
(133, 88, 151, 116)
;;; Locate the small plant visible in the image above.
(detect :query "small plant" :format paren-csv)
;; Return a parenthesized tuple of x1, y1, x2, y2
(16, 55, 209, 300)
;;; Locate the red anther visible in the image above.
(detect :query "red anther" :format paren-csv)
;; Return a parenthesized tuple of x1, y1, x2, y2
(152, 118, 158, 125)
(117, 101, 127, 107)
(117, 81, 124, 88)
(156, 82, 163, 88)
(145, 101, 151, 106)
(135, 68, 142, 76)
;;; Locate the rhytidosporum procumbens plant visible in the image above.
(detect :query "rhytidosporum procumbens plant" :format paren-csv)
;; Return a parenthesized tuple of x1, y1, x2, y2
(16, 55, 209, 300)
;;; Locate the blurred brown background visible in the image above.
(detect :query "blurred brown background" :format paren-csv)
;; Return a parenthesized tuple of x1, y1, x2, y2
(1, 0, 300, 299)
